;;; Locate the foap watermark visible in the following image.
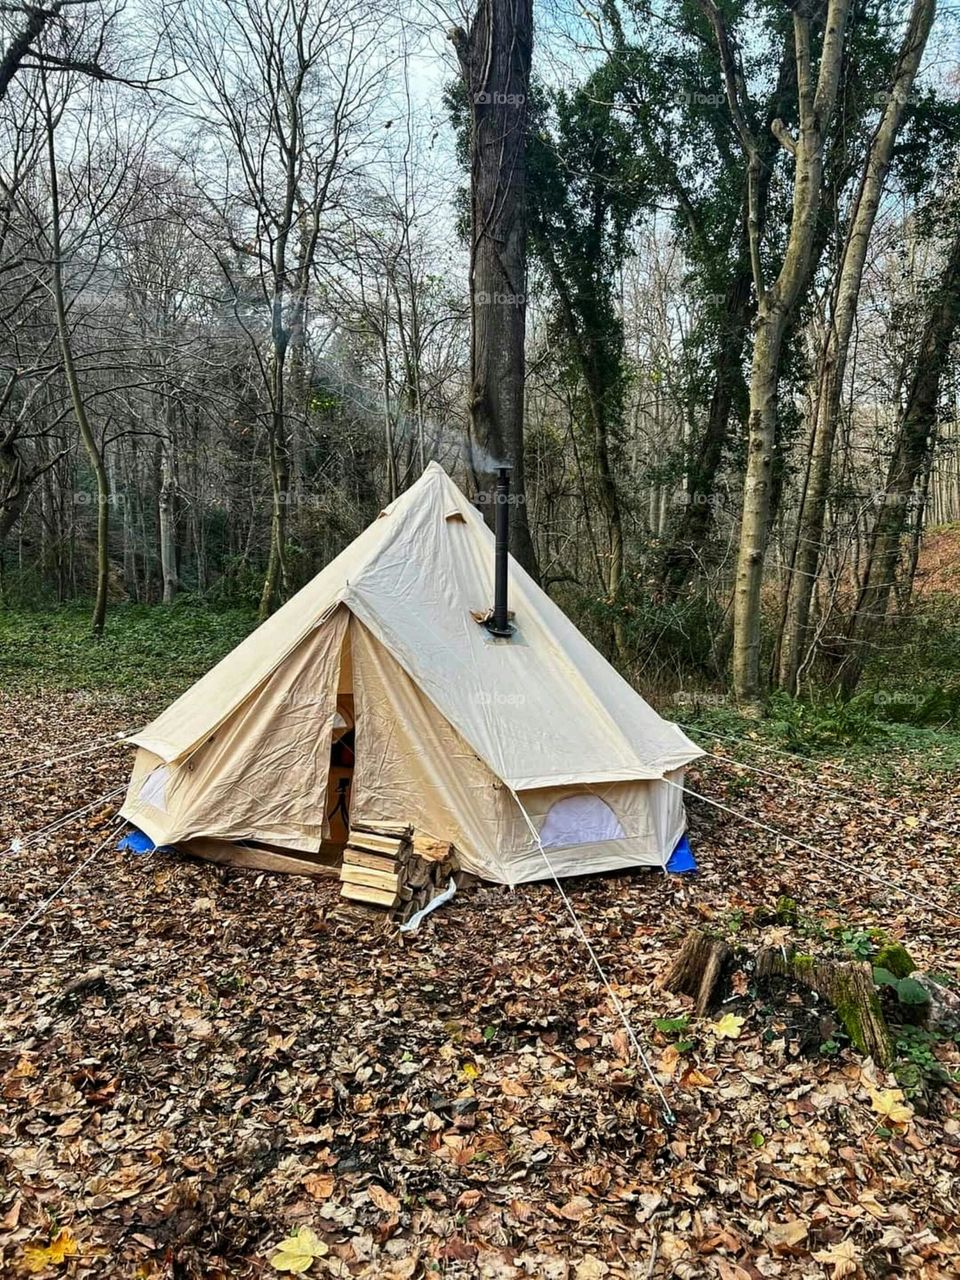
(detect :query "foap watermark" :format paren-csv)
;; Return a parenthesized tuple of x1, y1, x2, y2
(476, 488, 526, 506)
(672, 490, 724, 515)
(873, 88, 921, 108)
(869, 489, 924, 509)
(672, 690, 730, 709)
(474, 91, 526, 107)
(476, 290, 526, 307)
(873, 690, 925, 710)
(276, 691, 327, 707)
(679, 88, 725, 107)
(73, 491, 128, 506)
(473, 690, 525, 707)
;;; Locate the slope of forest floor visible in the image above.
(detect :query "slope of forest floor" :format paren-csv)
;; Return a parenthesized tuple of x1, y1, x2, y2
(1, 611, 959, 1279)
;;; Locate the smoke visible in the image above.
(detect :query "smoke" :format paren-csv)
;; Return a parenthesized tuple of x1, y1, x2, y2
(312, 345, 509, 486)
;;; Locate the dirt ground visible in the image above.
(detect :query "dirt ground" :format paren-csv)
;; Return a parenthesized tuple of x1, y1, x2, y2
(1, 690, 958, 1279)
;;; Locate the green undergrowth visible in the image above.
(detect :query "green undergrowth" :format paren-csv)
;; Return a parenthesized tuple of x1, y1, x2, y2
(678, 695, 960, 782)
(0, 600, 256, 702)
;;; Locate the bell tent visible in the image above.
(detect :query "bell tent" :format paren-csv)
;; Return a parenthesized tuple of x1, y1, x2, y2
(121, 463, 701, 884)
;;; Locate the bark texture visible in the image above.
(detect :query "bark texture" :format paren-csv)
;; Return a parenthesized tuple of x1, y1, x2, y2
(451, 0, 539, 581)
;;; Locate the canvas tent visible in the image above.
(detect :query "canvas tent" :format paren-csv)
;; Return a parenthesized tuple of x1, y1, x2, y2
(121, 463, 702, 885)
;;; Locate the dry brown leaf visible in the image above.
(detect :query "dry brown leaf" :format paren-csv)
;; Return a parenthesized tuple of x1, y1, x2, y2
(303, 1172, 335, 1201)
(367, 1184, 401, 1216)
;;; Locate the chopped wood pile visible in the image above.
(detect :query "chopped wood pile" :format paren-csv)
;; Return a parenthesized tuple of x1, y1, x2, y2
(334, 820, 460, 927)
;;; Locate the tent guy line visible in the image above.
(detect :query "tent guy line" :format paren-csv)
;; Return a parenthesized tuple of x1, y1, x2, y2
(0, 760, 186, 959)
(701, 723, 959, 807)
(1, 784, 126, 858)
(0, 824, 123, 959)
(662, 777, 959, 921)
(698, 746, 959, 838)
(0, 733, 131, 784)
(511, 790, 676, 1125)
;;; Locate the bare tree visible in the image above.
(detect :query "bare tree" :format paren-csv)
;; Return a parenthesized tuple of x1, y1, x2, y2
(168, 0, 387, 619)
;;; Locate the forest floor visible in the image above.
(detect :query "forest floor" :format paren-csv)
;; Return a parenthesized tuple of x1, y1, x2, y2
(1, 607, 959, 1279)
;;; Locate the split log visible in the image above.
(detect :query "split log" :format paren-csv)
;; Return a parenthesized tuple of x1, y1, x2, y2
(660, 929, 734, 1015)
(755, 947, 893, 1066)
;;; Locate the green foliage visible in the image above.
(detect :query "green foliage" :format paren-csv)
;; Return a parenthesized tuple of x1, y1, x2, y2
(874, 969, 931, 1008)
(766, 692, 888, 754)
(894, 1026, 957, 1098)
(652, 1015, 690, 1035)
(570, 583, 726, 686)
(0, 601, 256, 703)
(652, 1012, 694, 1054)
(839, 929, 875, 961)
(874, 942, 916, 980)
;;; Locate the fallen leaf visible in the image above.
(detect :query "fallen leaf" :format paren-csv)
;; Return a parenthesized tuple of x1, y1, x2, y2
(303, 1173, 335, 1201)
(869, 1088, 913, 1126)
(501, 1077, 528, 1097)
(23, 1230, 78, 1274)
(575, 1258, 609, 1279)
(813, 1238, 858, 1278)
(559, 1195, 593, 1221)
(766, 1219, 808, 1250)
(270, 1227, 329, 1273)
(708, 1013, 745, 1040)
(368, 1184, 401, 1216)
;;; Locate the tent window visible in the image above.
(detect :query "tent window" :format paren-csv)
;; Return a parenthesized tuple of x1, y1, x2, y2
(539, 794, 625, 849)
(139, 765, 170, 813)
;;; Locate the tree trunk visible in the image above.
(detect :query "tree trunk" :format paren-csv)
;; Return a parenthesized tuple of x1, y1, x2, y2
(839, 221, 960, 693)
(159, 393, 179, 605)
(755, 946, 892, 1065)
(451, 0, 539, 581)
(777, 0, 936, 693)
(726, 1, 852, 705)
(661, 929, 735, 1015)
(661, 269, 752, 596)
(0, 435, 30, 545)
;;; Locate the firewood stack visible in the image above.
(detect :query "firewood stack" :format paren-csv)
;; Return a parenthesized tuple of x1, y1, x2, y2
(334, 820, 460, 927)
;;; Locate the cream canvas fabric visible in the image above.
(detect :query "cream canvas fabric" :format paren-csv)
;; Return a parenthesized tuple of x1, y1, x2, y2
(121, 463, 702, 883)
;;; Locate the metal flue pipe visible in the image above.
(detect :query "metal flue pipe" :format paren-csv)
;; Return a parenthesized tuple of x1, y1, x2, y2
(486, 464, 514, 638)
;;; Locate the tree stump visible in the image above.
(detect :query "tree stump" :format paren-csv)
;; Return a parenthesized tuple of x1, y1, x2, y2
(660, 929, 735, 1015)
(755, 946, 893, 1066)
(662, 929, 894, 1067)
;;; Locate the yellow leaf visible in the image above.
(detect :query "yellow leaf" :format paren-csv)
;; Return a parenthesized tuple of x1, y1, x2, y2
(270, 1227, 329, 1273)
(903, 815, 919, 829)
(461, 1061, 479, 1079)
(813, 1238, 858, 1278)
(708, 1014, 745, 1040)
(23, 1229, 78, 1273)
(869, 1088, 913, 1126)
(47, 1232, 78, 1265)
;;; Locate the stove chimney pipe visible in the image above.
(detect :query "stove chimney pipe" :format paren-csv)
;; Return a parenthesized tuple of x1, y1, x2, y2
(485, 464, 514, 638)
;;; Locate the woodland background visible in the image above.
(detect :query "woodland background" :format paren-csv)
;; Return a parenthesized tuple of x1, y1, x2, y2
(2, 0, 960, 714)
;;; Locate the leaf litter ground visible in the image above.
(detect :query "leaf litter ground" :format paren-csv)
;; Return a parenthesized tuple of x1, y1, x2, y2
(1, 690, 958, 1279)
